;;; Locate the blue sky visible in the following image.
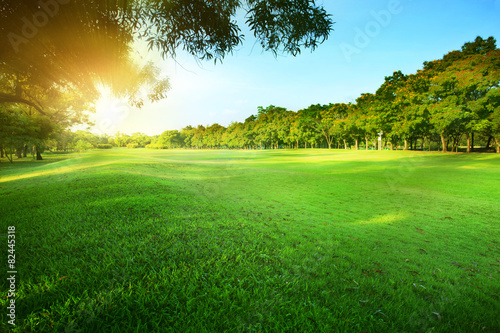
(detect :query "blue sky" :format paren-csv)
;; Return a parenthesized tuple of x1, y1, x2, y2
(91, 0, 500, 136)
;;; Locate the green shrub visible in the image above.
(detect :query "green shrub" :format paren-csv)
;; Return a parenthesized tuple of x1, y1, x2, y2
(127, 143, 139, 149)
(76, 140, 93, 151)
(97, 144, 113, 149)
(145, 143, 168, 149)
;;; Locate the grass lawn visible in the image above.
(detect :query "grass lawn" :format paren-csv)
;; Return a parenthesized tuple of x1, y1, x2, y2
(0, 149, 499, 332)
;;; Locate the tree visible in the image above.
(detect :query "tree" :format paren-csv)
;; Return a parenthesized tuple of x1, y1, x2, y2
(158, 130, 182, 148)
(242, 115, 257, 149)
(431, 50, 499, 152)
(130, 132, 151, 147)
(391, 71, 431, 150)
(0, 106, 56, 161)
(298, 104, 338, 149)
(277, 111, 297, 149)
(253, 105, 287, 149)
(0, 108, 28, 162)
(427, 38, 499, 152)
(222, 121, 245, 148)
(113, 132, 131, 147)
(52, 130, 77, 152)
(374, 70, 408, 149)
(344, 111, 361, 150)
(0, 69, 100, 159)
(203, 124, 225, 148)
(323, 103, 351, 149)
(75, 139, 93, 152)
(192, 125, 206, 149)
(487, 87, 500, 153)
(354, 94, 379, 150)
(181, 125, 196, 148)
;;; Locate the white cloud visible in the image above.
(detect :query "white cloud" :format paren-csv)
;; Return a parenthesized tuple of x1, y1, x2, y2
(234, 99, 248, 106)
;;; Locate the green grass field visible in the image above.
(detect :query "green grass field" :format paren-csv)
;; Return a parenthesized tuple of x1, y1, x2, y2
(1, 149, 499, 332)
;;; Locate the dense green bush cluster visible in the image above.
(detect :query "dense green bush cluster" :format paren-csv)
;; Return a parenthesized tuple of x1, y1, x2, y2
(76, 140, 93, 151)
(97, 144, 113, 149)
(145, 143, 168, 149)
(127, 143, 140, 149)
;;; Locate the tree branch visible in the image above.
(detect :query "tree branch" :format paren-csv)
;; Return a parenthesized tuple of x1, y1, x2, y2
(0, 93, 47, 116)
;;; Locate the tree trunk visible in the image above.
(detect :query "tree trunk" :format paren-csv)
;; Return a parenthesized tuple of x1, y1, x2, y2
(470, 132, 474, 152)
(23, 144, 28, 157)
(328, 142, 332, 149)
(0, 145, 4, 158)
(365, 137, 369, 150)
(441, 135, 448, 152)
(35, 146, 43, 160)
(453, 137, 459, 152)
(403, 139, 408, 150)
(495, 137, 500, 153)
(390, 141, 394, 150)
(296, 140, 299, 149)
(355, 139, 358, 150)
(466, 135, 471, 153)
(304, 141, 307, 149)
(486, 136, 492, 150)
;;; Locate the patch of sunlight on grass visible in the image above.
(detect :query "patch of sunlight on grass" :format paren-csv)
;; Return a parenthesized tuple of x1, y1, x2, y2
(458, 165, 482, 169)
(0, 160, 115, 183)
(357, 211, 408, 224)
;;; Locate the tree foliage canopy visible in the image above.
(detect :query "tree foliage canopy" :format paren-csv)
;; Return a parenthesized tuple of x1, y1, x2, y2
(1, 0, 333, 100)
(0, 0, 333, 159)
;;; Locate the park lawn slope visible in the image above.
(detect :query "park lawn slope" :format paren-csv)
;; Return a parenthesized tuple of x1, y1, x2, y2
(0, 149, 499, 332)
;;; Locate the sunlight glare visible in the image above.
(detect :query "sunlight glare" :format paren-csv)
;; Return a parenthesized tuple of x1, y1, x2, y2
(94, 83, 131, 134)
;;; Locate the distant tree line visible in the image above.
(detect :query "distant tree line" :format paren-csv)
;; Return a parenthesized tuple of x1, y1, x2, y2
(1, 36, 499, 162)
(138, 36, 500, 153)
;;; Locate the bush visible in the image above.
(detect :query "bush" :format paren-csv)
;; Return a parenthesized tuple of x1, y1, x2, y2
(127, 143, 140, 149)
(97, 144, 113, 149)
(145, 143, 168, 149)
(76, 140, 93, 151)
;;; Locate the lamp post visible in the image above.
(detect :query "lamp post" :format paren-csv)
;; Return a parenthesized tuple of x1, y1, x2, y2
(378, 131, 383, 151)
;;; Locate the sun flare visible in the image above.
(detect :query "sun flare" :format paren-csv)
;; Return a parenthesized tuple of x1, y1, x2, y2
(94, 84, 131, 134)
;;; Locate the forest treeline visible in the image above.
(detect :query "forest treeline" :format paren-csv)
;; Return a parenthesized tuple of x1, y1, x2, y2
(1, 36, 499, 162)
